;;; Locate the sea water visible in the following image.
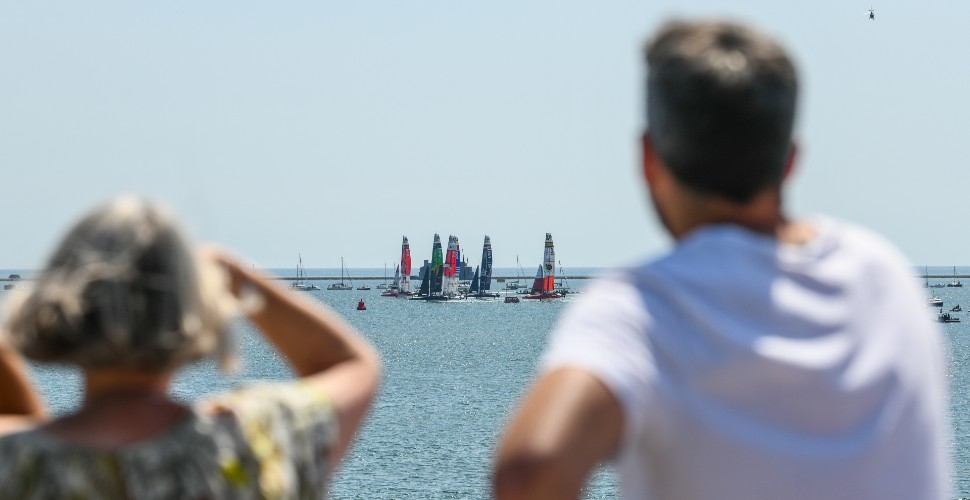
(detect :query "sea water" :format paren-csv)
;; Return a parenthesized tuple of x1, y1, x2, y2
(4, 266, 970, 498)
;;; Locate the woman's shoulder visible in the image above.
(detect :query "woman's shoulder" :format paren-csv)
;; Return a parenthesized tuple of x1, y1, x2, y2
(196, 380, 339, 496)
(0, 381, 339, 498)
(199, 380, 337, 430)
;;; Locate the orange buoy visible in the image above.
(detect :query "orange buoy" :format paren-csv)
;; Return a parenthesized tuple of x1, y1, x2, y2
(357, 299, 366, 311)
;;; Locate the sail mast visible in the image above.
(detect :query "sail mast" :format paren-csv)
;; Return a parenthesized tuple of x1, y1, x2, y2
(481, 235, 493, 292)
(443, 235, 459, 296)
(431, 234, 444, 295)
(401, 236, 412, 293)
(542, 233, 556, 292)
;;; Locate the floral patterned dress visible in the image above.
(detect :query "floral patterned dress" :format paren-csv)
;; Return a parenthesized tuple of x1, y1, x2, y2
(0, 382, 337, 499)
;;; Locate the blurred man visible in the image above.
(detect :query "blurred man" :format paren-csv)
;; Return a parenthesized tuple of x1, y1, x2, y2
(494, 20, 948, 500)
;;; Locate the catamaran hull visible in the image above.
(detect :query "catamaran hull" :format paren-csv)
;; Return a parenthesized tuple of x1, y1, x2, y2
(409, 294, 463, 301)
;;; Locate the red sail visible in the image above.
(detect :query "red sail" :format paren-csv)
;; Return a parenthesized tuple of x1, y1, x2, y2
(401, 236, 412, 276)
(444, 246, 458, 277)
(531, 266, 543, 294)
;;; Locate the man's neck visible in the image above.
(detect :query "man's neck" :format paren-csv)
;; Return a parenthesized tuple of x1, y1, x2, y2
(670, 189, 813, 245)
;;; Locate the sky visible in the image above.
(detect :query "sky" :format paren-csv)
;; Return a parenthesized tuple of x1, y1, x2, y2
(2, 1, 969, 270)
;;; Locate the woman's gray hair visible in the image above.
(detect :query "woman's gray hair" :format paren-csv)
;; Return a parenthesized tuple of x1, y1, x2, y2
(2, 196, 236, 372)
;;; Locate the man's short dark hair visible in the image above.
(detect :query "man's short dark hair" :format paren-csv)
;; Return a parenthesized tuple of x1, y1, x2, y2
(645, 21, 798, 203)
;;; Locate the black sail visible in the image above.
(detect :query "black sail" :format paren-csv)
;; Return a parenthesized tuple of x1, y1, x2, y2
(480, 236, 493, 292)
(470, 267, 480, 293)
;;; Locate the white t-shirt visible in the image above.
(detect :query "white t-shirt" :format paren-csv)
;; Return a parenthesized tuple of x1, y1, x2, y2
(542, 219, 949, 500)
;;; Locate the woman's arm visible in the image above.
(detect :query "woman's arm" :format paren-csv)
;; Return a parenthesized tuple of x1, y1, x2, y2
(208, 250, 382, 463)
(0, 344, 47, 436)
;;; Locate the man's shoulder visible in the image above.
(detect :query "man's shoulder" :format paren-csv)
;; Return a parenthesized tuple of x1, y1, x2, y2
(642, 217, 911, 275)
(807, 217, 916, 278)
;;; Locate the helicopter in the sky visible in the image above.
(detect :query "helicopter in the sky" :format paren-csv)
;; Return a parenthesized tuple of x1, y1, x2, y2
(868, 8, 875, 20)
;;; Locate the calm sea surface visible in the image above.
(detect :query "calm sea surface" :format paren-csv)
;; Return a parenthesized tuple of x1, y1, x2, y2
(2, 265, 969, 498)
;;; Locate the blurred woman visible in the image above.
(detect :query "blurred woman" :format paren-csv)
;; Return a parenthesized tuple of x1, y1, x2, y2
(0, 196, 381, 498)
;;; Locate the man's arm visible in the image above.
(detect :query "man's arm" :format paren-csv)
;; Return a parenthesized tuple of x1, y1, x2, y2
(493, 367, 624, 500)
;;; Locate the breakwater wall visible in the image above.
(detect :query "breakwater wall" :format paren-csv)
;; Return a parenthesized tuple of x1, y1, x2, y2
(1, 275, 595, 282)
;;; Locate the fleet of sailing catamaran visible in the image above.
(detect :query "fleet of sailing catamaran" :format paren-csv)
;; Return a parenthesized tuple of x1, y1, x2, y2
(295, 232, 572, 301)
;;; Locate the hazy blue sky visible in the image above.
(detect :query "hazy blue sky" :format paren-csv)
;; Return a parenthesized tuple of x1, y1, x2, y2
(2, 1, 968, 269)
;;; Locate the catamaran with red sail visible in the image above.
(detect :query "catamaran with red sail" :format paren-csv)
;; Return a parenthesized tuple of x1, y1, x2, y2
(441, 235, 465, 299)
(390, 236, 416, 297)
(523, 233, 562, 300)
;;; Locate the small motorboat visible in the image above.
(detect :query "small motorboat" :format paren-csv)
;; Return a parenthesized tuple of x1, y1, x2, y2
(938, 309, 960, 323)
(504, 296, 520, 303)
(357, 285, 371, 291)
(952, 304, 962, 312)
(928, 296, 944, 307)
(357, 299, 367, 311)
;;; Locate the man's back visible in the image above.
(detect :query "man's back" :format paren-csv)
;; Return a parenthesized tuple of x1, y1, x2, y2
(492, 20, 949, 500)
(541, 219, 948, 499)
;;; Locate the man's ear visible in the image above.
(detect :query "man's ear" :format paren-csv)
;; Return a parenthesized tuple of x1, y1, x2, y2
(641, 132, 659, 186)
(782, 141, 798, 182)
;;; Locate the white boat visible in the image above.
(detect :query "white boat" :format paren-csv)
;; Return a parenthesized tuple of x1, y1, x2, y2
(377, 263, 390, 289)
(554, 260, 576, 296)
(505, 255, 523, 290)
(924, 266, 943, 307)
(948, 266, 963, 287)
(327, 257, 353, 290)
(290, 255, 320, 291)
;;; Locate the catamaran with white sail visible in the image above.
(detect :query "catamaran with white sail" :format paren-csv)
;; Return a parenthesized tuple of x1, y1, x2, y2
(524, 233, 562, 300)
